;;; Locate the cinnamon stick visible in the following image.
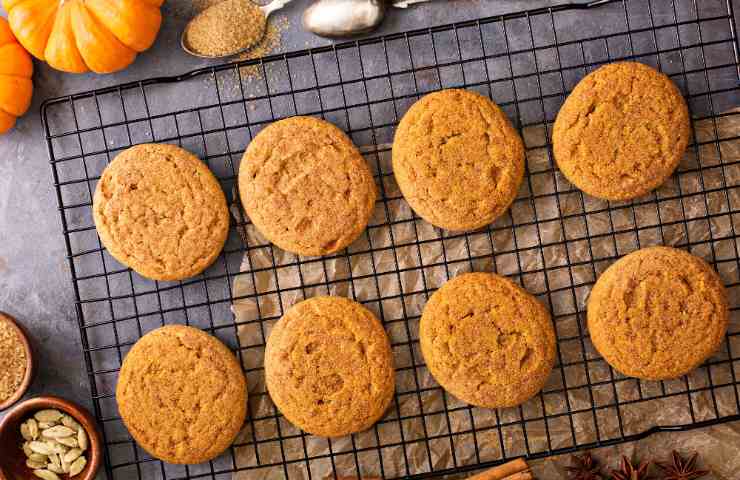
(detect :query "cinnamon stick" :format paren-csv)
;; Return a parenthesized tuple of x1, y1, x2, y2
(334, 477, 381, 480)
(331, 458, 530, 480)
(500, 472, 533, 480)
(469, 458, 530, 480)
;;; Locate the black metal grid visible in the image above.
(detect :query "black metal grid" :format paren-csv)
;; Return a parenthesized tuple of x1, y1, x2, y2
(42, 0, 740, 479)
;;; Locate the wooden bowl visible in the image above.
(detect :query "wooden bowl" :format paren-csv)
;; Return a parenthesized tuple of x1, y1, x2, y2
(0, 312, 35, 412)
(0, 396, 102, 480)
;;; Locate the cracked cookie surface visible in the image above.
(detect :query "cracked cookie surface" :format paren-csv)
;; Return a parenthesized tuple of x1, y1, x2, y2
(265, 296, 395, 437)
(93, 143, 229, 281)
(588, 246, 728, 380)
(239, 116, 377, 256)
(420, 272, 556, 408)
(116, 325, 247, 464)
(553, 62, 690, 200)
(392, 89, 525, 232)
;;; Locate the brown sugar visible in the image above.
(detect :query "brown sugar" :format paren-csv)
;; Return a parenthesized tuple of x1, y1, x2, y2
(185, 0, 267, 56)
(0, 315, 27, 404)
(236, 17, 289, 82)
(186, 0, 289, 83)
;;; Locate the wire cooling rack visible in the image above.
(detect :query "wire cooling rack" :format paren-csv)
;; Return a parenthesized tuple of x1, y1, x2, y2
(43, 0, 740, 479)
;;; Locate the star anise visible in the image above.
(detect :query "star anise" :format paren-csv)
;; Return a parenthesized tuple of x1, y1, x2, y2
(566, 452, 604, 479)
(610, 456, 652, 480)
(657, 451, 709, 480)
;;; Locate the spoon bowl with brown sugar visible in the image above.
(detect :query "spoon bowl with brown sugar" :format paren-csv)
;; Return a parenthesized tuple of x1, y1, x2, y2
(182, 0, 292, 59)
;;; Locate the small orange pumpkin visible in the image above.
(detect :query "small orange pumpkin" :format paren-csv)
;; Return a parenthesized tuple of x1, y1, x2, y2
(2, 0, 164, 74)
(0, 16, 33, 134)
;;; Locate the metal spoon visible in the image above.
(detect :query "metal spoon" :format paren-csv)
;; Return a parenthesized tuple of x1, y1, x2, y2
(303, 0, 385, 38)
(182, 0, 292, 59)
(303, 0, 433, 39)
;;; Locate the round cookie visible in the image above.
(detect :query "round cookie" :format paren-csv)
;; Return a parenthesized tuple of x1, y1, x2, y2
(265, 296, 395, 437)
(93, 143, 229, 281)
(239, 116, 377, 256)
(553, 62, 691, 200)
(587, 246, 728, 380)
(392, 89, 525, 232)
(420, 272, 556, 408)
(116, 325, 247, 464)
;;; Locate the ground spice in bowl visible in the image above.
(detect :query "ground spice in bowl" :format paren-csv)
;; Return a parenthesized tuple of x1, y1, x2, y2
(0, 313, 31, 409)
(185, 0, 268, 56)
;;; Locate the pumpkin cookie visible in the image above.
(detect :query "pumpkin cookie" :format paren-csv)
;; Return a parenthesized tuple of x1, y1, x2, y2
(588, 247, 728, 380)
(392, 89, 525, 231)
(553, 62, 690, 200)
(116, 325, 247, 464)
(93, 143, 229, 281)
(265, 296, 395, 437)
(239, 116, 377, 256)
(420, 272, 556, 408)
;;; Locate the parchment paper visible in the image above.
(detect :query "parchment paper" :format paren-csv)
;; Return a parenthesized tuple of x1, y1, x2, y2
(228, 111, 740, 479)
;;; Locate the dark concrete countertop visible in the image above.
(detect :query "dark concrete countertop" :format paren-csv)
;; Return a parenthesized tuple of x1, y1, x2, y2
(1, 1, 739, 479)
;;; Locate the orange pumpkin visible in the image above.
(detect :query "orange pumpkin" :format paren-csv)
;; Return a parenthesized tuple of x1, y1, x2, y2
(2, 0, 164, 74)
(0, 16, 33, 134)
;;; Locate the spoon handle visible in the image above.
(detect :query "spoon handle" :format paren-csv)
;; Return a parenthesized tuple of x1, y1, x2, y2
(260, 0, 293, 17)
(392, 0, 432, 8)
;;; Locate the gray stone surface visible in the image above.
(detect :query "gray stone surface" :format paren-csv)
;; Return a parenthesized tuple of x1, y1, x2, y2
(1, 0, 739, 479)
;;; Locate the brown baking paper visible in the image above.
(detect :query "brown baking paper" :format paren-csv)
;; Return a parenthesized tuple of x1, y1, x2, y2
(229, 111, 740, 479)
